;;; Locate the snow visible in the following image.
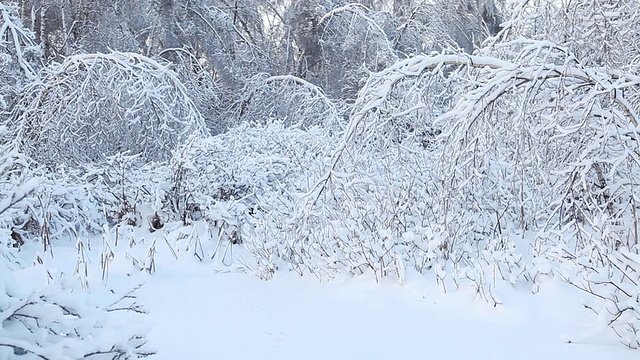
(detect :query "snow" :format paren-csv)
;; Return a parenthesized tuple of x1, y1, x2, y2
(137, 260, 636, 360)
(2, 0, 640, 357)
(4, 220, 637, 359)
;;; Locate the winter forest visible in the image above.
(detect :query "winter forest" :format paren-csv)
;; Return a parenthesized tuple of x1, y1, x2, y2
(0, 0, 639, 358)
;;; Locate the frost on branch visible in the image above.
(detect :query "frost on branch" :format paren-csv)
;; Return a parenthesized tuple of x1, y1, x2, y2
(11, 52, 207, 166)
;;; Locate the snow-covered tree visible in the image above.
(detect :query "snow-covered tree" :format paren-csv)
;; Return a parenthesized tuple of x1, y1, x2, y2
(497, 0, 640, 71)
(322, 39, 639, 333)
(240, 30, 639, 302)
(0, 2, 39, 121)
(315, 3, 398, 98)
(430, 0, 503, 52)
(14, 0, 148, 59)
(223, 73, 342, 131)
(11, 52, 207, 166)
(147, 0, 282, 129)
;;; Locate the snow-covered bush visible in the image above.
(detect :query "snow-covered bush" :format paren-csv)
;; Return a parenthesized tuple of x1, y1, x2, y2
(550, 247, 640, 349)
(168, 123, 334, 244)
(0, 126, 40, 249)
(0, 270, 152, 359)
(81, 153, 171, 230)
(0, 128, 151, 359)
(11, 52, 207, 166)
(242, 38, 639, 307)
(241, 58, 462, 283)
(589, 250, 640, 349)
(3, 157, 155, 249)
(3, 150, 171, 250)
(14, 172, 104, 251)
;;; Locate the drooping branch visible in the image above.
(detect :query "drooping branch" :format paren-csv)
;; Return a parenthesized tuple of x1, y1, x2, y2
(304, 43, 640, 206)
(224, 73, 341, 130)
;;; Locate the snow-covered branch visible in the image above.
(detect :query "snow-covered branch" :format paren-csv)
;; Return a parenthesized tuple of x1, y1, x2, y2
(0, 3, 38, 78)
(307, 45, 640, 205)
(0, 275, 152, 359)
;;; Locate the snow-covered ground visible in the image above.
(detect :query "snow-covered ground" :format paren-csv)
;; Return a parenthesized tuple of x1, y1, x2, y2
(139, 260, 636, 360)
(11, 238, 636, 360)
